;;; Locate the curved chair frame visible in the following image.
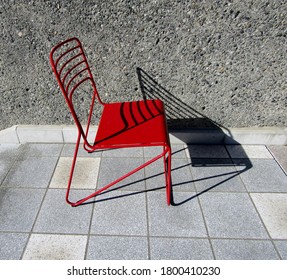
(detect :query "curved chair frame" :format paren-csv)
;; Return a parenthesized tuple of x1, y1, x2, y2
(50, 38, 172, 206)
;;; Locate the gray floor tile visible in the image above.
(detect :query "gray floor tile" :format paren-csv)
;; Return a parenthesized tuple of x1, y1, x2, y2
(199, 192, 269, 239)
(145, 158, 195, 192)
(0, 233, 29, 260)
(150, 237, 214, 260)
(0, 158, 15, 185)
(148, 192, 207, 237)
(91, 191, 147, 236)
(97, 157, 145, 191)
(144, 145, 186, 159)
(87, 235, 148, 260)
(191, 159, 247, 193)
(187, 145, 230, 159)
(33, 189, 93, 234)
(0, 145, 21, 184)
(274, 240, 287, 259)
(0, 188, 45, 232)
(20, 143, 63, 158)
(61, 144, 102, 157)
(0, 144, 22, 160)
(22, 234, 87, 260)
(170, 145, 188, 158)
(226, 145, 273, 159)
(144, 146, 164, 158)
(251, 193, 287, 239)
(143, 158, 166, 192)
(1, 157, 58, 188)
(212, 239, 279, 260)
(102, 147, 143, 157)
(168, 158, 195, 192)
(234, 159, 287, 192)
(268, 145, 287, 174)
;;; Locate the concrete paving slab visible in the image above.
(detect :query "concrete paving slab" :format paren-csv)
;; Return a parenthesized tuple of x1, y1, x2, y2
(97, 157, 145, 191)
(234, 159, 287, 192)
(150, 237, 214, 260)
(19, 143, 63, 158)
(86, 235, 148, 260)
(0, 142, 286, 260)
(170, 144, 188, 159)
(187, 145, 230, 159)
(148, 192, 207, 238)
(0, 188, 45, 232)
(191, 159, 247, 193)
(211, 239, 279, 260)
(0, 158, 15, 185)
(33, 189, 93, 234)
(226, 145, 273, 158)
(143, 146, 165, 158)
(101, 147, 144, 158)
(91, 191, 147, 236)
(0, 144, 21, 160)
(0, 144, 21, 184)
(274, 240, 287, 260)
(61, 144, 102, 157)
(144, 145, 187, 159)
(199, 192, 269, 239)
(0, 233, 29, 260)
(49, 157, 100, 189)
(1, 157, 58, 188)
(22, 234, 87, 260)
(250, 193, 287, 239)
(145, 158, 195, 192)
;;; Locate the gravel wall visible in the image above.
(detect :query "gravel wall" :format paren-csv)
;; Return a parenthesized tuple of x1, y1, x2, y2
(1, 0, 286, 130)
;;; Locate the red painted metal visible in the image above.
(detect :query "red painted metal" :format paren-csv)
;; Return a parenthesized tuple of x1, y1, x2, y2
(50, 37, 172, 206)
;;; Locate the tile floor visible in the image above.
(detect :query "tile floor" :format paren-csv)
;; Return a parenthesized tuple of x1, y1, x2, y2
(0, 143, 286, 260)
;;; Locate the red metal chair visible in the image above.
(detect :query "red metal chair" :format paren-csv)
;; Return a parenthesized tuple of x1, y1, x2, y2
(50, 37, 172, 207)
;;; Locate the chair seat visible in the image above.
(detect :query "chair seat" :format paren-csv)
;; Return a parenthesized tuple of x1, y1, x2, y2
(94, 99, 169, 148)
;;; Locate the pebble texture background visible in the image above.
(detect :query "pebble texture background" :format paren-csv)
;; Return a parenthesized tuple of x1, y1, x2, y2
(0, 0, 286, 130)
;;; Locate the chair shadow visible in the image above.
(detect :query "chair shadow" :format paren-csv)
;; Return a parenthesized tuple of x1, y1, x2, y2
(136, 67, 253, 206)
(79, 67, 253, 207)
(136, 67, 225, 130)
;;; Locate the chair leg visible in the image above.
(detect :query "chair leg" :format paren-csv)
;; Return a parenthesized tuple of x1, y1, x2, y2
(164, 146, 172, 206)
(66, 133, 81, 207)
(66, 142, 170, 207)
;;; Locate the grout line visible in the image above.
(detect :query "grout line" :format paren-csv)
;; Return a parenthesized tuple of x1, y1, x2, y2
(185, 157, 216, 259)
(15, 125, 20, 144)
(0, 155, 20, 187)
(266, 145, 287, 176)
(0, 229, 285, 242)
(196, 195, 216, 260)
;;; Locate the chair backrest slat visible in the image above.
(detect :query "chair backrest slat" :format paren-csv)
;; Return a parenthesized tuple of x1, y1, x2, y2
(68, 76, 91, 100)
(65, 67, 89, 96)
(50, 38, 103, 147)
(55, 45, 81, 68)
(62, 60, 86, 85)
(59, 52, 83, 77)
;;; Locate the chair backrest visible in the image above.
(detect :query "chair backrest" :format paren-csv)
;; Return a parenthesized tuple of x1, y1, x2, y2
(50, 38, 103, 146)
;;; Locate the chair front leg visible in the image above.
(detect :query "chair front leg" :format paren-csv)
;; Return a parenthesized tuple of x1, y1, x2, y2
(66, 132, 81, 206)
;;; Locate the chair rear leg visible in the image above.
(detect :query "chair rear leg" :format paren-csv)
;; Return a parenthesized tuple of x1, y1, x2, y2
(164, 147, 172, 206)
